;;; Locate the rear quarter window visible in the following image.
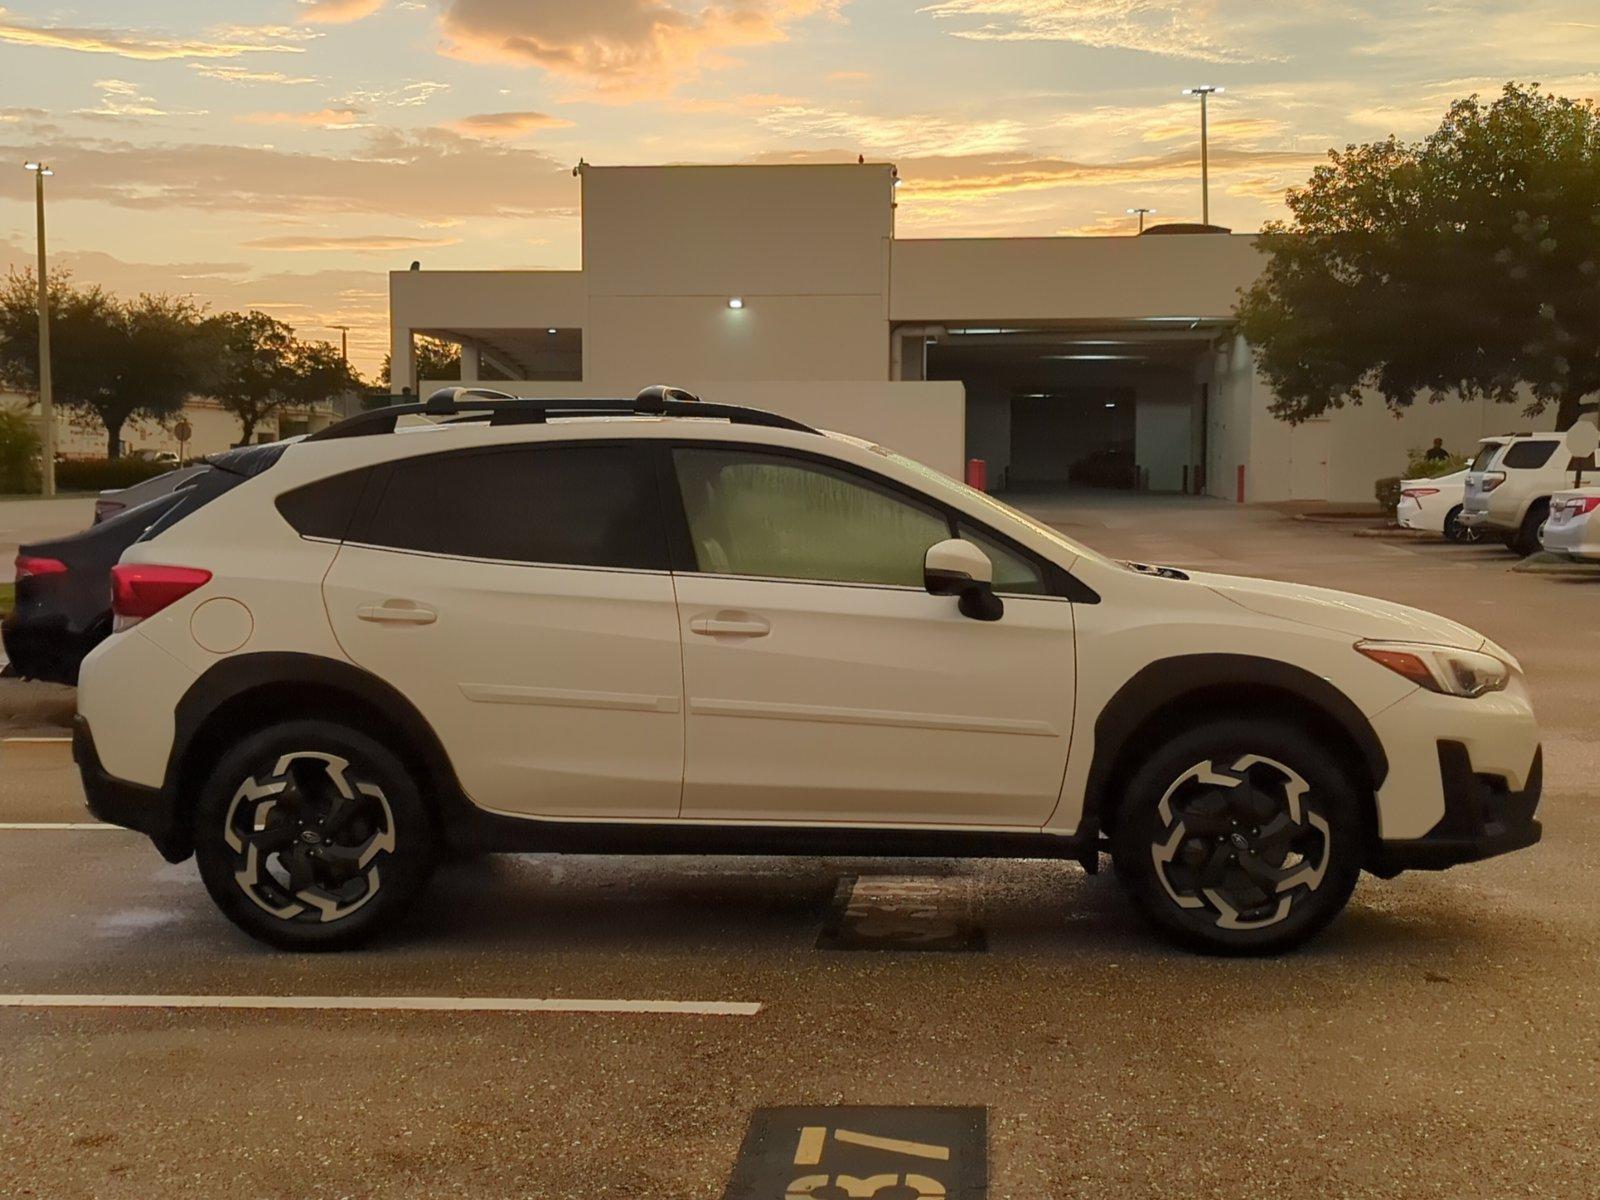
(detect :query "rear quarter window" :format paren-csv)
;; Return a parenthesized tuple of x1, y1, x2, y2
(1502, 440, 1558, 470)
(275, 468, 374, 540)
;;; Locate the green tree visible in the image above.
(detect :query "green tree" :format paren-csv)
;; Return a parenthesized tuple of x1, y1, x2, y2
(209, 310, 297, 447)
(287, 337, 364, 411)
(0, 403, 41, 493)
(379, 335, 460, 389)
(0, 270, 214, 457)
(1237, 82, 1600, 430)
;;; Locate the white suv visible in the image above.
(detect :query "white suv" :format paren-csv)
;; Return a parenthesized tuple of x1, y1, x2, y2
(1459, 432, 1596, 555)
(75, 388, 1544, 955)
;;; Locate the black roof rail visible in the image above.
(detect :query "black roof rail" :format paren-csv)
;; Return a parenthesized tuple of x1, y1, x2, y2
(303, 384, 818, 442)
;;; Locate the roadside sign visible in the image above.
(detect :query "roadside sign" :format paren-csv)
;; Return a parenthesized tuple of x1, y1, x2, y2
(174, 420, 192, 444)
(724, 1107, 987, 1200)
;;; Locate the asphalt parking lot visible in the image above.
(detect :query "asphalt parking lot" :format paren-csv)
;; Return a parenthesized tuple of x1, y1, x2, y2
(2, 492, 1598, 1199)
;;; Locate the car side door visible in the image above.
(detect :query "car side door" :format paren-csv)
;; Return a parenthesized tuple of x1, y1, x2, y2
(321, 439, 685, 821)
(663, 442, 1077, 829)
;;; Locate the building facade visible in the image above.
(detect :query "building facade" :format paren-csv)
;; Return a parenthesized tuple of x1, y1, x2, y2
(389, 163, 1552, 503)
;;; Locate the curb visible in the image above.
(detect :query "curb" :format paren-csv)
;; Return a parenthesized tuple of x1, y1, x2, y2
(1511, 552, 1600, 577)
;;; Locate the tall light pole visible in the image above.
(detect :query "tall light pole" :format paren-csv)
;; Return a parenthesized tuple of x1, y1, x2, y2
(1126, 206, 1156, 233)
(1181, 85, 1223, 227)
(329, 324, 350, 362)
(24, 161, 54, 496)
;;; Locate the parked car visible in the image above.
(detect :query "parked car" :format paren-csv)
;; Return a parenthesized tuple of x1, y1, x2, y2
(1458, 432, 1598, 555)
(1540, 487, 1600, 561)
(128, 449, 181, 466)
(1396, 469, 1480, 541)
(5, 489, 192, 683)
(94, 463, 209, 524)
(74, 387, 1542, 956)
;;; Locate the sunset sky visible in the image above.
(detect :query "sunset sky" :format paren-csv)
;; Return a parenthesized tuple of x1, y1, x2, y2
(2, 1, 1598, 376)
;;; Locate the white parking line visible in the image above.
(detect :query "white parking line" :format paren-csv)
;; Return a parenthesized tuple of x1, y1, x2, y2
(0, 994, 762, 1016)
(0, 822, 119, 831)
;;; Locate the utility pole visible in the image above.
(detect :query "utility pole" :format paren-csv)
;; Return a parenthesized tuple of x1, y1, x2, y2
(329, 324, 350, 362)
(1182, 86, 1223, 227)
(24, 161, 54, 496)
(1126, 206, 1156, 233)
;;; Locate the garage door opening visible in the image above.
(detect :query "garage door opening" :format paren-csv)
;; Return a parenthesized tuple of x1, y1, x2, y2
(907, 323, 1231, 495)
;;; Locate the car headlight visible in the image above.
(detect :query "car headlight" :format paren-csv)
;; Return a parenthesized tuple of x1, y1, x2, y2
(1355, 639, 1511, 698)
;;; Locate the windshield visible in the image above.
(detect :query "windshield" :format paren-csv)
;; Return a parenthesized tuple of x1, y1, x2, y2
(1469, 442, 1504, 472)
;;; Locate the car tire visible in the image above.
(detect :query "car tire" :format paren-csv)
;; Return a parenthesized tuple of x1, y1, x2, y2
(1110, 718, 1364, 956)
(1443, 505, 1481, 544)
(193, 720, 438, 951)
(1511, 499, 1549, 557)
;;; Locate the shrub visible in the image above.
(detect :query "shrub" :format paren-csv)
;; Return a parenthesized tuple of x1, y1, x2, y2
(1375, 475, 1402, 514)
(56, 457, 173, 491)
(1402, 448, 1470, 479)
(0, 406, 41, 493)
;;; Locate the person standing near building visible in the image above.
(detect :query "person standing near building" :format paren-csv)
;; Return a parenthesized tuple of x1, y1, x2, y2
(1424, 437, 1450, 462)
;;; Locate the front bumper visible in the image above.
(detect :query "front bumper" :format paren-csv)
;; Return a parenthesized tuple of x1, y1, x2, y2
(1370, 741, 1542, 875)
(74, 716, 189, 863)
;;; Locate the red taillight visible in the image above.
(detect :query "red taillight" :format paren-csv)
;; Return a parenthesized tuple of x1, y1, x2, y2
(15, 555, 68, 581)
(1481, 473, 1505, 492)
(1400, 488, 1440, 499)
(1573, 496, 1600, 516)
(109, 564, 212, 627)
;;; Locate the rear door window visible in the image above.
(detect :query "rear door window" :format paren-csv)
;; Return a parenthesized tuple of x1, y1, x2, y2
(358, 442, 668, 570)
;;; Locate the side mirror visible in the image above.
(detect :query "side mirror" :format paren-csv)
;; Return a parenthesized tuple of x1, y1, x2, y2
(924, 538, 1004, 622)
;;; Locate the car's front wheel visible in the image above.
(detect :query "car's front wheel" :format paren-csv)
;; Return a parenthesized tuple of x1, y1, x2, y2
(193, 721, 437, 950)
(1111, 719, 1364, 955)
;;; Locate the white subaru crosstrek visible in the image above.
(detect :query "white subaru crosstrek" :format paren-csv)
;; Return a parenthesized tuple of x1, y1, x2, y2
(75, 388, 1543, 955)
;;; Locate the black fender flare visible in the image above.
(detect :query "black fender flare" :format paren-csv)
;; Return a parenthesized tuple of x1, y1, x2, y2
(165, 651, 467, 826)
(1081, 653, 1389, 829)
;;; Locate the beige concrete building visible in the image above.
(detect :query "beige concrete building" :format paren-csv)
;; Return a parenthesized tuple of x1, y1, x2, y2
(389, 163, 1551, 503)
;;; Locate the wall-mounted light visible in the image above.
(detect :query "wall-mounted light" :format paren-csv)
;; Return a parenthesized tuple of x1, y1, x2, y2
(546, 327, 557, 335)
(727, 297, 744, 310)
(1105, 402, 1117, 409)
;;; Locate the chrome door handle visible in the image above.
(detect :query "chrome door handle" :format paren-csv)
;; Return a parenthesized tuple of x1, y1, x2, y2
(689, 613, 770, 638)
(357, 602, 437, 625)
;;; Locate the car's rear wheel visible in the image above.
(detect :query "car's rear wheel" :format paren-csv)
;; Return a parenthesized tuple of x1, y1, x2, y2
(193, 721, 437, 950)
(1444, 505, 1481, 543)
(1511, 499, 1549, 557)
(1111, 719, 1364, 955)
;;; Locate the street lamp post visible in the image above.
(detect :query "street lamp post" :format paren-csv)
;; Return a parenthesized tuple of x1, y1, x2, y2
(1126, 206, 1156, 233)
(1181, 85, 1223, 227)
(24, 161, 54, 497)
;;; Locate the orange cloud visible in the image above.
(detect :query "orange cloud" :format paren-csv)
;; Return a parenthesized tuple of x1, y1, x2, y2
(243, 233, 462, 253)
(443, 110, 574, 137)
(239, 106, 370, 128)
(437, 0, 841, 97)
(917, 0, 1278, 65)
(0, 9, 308, 60)
(296, 0, 386, 23)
